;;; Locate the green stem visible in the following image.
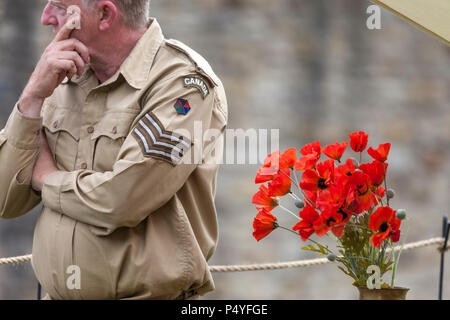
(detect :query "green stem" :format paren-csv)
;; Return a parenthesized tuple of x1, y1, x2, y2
(278, 225, 334, 255)
(383, 163, 389, 207)
(278, 204, 300, 220)
(371, 190, 384, 207)
(390, 240, 396, 287)
(391, 217, 410, 288)
(292, 168, 300, 190)
(291, 168, 317, 208)
(280, 169, 316, 207)
(288, 191, 301, 201)
(279, 169, 301, 196)
(278, 225, 298, 236)
(333, 222, 371, 232)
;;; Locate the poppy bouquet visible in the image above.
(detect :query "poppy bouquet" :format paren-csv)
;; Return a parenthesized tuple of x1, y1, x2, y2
(251, 131, 409, 288)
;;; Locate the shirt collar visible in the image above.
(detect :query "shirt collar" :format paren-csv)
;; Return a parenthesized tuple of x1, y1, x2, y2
(119, 18, 165, 89)
(64, 18, 164, 90)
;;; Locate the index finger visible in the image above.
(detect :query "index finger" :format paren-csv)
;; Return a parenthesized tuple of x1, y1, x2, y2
(52, 22, 74, 43)
(52, 6, 81, 43)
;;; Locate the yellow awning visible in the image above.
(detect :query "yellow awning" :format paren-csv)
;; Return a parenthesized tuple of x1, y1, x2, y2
(371, 0, 450, 46)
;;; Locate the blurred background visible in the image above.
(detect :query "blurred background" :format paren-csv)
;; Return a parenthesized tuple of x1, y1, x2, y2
(0, 0, 449, 300)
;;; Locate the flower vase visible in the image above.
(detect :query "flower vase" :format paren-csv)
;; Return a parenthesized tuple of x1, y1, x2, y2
(357, 287, 409, 300)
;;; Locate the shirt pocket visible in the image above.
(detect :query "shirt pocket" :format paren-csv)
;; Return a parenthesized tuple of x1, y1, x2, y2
(91, 112, 137, 172)
(42, 108, 80, 171)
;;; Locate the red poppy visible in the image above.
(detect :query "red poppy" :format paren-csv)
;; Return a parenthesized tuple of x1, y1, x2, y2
(300, 141, 321, 157)
(253, 208, 278, 241)
(316, 185, 352, 237)
(281, 148, 297, 169)
(369, 206, 402, 247)
(299, 160, 334, 192)
(329, 222, 346, 238)
(375, 186, 385, 199)
(349, 131, 369, 152)
(389, 218, 402, 243)
(313, 209, 343, 237)
(371, 186, 386, 205)
(255, 166, 277, 184)
(347, 171, 374, 214)
(295, 153, 320, 171)
(317, 184, 345, 212)
(295, 141, 321, 171)
(267, 169, 292, 196)
(335, 158, 356, 181)
(252, 185, 279, 210)
(255, 151, 281, 183)
(367, 143, 391, 162)
(317, 185, 350, 214)
(359, 160, 388, 188)
(255, 149, 296, 183)
(292, 205, 320, 241)
(304, 190, 318, 206)
(322, 141, 348, 162)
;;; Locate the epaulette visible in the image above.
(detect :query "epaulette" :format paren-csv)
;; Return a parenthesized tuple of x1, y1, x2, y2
(165, 39, 220, 89)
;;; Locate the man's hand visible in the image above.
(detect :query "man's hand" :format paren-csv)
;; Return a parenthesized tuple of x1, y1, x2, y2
(19, 12, 90, 118)
(32, 131, 58, 192)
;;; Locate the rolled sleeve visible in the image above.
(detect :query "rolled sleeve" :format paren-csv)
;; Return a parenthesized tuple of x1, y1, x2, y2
(0, 102, 43, 219)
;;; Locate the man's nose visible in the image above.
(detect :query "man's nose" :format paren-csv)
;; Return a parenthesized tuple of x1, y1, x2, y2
(41, 3, 58, 26)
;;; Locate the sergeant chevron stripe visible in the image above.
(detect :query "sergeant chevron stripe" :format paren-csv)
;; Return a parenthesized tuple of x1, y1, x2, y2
(132, 112, 191, 164)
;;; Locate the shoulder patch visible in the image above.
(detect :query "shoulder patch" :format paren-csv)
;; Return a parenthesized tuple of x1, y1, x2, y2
(132, 111, 192, 165)
(183, 76, 209, 99)
(174, 98, 191, 115)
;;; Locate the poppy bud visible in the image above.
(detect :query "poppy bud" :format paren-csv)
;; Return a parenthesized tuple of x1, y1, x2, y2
(386, 189, 395, 200)
(327, 253, 336, 262)
(295, 199, 305, 209)
(326, 253, 337, 262)
(396, 209, 406, 220)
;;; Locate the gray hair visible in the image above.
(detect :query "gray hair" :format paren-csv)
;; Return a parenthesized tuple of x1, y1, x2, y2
(82, 0, 150, 29)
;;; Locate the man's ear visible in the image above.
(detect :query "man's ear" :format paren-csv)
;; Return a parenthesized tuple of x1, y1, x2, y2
(96, 0, 119, 31)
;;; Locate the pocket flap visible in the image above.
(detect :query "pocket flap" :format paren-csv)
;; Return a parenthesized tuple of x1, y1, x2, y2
(42, 108, 81, 141)
(91, 113, 136, 140)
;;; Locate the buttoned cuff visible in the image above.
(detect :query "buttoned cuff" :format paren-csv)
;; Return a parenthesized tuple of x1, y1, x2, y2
(41, 170, 76, 214)
(4, 103, 42, 149)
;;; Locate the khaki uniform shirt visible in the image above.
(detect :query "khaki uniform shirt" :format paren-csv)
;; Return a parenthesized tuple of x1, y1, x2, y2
(0, 19, 228, 299)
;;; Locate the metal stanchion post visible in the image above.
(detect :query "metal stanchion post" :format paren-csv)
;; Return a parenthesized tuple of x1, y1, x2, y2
(438, 215, 449, 300)
(37, 282, 41, 300)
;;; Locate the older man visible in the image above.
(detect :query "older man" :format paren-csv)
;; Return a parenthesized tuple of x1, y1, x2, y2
(0, 0, 227, 300)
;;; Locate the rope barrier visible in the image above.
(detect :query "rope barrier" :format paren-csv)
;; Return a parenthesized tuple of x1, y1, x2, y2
(0, 254, 32, 266)
(0, 237, 445, 271)
(209, 237, 445, 272)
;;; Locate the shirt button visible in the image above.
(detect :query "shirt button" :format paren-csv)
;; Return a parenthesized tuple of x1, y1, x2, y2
(112, 126, 117, 134)
(53, 120, 59, 129)
(87, 126, 94, 134)
(81, 162, 87, 169)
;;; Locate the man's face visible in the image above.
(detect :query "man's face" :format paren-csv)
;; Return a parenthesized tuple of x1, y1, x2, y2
(41, 0, 96, 43)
